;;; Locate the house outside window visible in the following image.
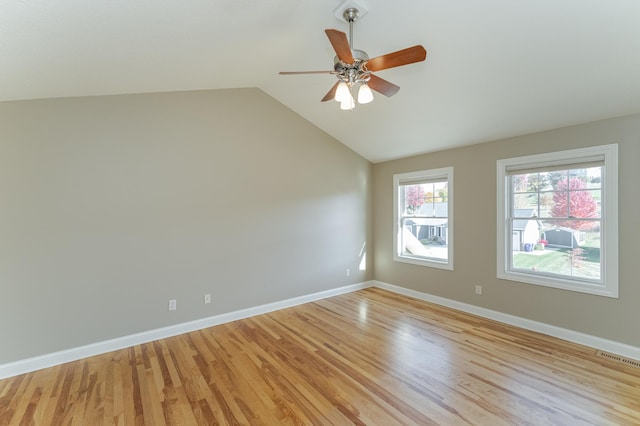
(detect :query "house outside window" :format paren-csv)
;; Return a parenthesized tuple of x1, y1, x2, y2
(497, 144, 618, 297)
(393, 167, 453, 270)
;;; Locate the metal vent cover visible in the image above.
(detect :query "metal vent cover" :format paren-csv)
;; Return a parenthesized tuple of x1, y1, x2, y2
(596, 350, 640, 368)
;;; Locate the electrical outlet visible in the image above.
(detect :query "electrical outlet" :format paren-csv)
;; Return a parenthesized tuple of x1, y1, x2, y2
(475, 285, 482, 295)
(204, 293, 211, 304)
(346, 269, 351, 277)
(168, 299, 177, 311)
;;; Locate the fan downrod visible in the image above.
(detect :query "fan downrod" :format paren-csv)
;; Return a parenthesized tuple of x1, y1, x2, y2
(343, 8, 359, 48)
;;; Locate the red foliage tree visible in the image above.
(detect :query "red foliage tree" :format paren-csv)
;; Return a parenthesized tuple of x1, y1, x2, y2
(405, 185, 426, 214)
(551, 178, 598, 230)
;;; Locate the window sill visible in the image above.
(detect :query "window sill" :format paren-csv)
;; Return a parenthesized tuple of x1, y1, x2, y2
(394, 254, 453, 271)
(497, 270, 618, 298)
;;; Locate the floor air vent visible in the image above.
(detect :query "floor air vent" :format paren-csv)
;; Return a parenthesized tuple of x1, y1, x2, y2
(596, 350, 640, 368)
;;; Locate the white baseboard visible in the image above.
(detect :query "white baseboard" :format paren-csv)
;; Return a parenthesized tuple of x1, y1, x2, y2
(0, 281, 372, 380)
(372, 280, 640, 362)
(4, 280, 638, 380)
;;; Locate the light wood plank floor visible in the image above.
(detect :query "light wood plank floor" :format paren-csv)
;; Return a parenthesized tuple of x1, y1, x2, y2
(1, 287, 640, 425)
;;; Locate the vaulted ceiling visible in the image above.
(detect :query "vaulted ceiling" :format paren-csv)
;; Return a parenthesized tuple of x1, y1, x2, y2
(2, 0, 640, 163)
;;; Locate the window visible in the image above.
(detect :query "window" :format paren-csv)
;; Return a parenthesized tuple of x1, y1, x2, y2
(393, 167, 453, 270)
(497, 144, 618, 297)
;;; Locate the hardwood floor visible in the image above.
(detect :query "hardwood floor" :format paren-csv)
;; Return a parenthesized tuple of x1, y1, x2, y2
(1, 287, 640, 425)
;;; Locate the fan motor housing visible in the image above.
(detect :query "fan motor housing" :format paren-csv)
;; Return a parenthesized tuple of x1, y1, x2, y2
(333, 49, 369, 70)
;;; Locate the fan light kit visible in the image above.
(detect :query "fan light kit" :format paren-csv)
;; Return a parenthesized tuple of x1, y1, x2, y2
(280, 5, 427, 111)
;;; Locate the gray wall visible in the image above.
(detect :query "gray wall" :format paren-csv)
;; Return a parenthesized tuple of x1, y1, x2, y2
(0, 88, 372, 363)
(373, 114, 640, 347)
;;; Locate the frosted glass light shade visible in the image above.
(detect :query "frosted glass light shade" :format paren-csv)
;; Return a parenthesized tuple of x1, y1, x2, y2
(335, 82, 351, 103)
(340, 94, 355, 110)
(358, 84, 374, 104)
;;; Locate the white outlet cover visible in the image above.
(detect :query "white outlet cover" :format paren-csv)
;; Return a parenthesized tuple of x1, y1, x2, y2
(333, 0, 368, 22)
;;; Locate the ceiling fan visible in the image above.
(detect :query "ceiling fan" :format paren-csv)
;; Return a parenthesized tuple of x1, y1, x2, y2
(279, 7, 427, 110)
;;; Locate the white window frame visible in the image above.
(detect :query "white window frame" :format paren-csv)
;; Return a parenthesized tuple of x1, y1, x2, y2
(496, 144, 618, 298)
(393, 167, 454, 270)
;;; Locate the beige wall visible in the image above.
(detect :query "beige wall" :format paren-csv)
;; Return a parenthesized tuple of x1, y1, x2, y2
(2, 86, 638, 365)
(373, 114, 640, 347)
(0, 88, 372, 363)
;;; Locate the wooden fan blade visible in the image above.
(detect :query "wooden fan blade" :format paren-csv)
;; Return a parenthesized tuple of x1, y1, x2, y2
(366, 45, 427, 72)
(321, 82, 340, 102)
(368, 74, 400, 97)
(325, 29, 354, 64)
(279, 71, 335, 75)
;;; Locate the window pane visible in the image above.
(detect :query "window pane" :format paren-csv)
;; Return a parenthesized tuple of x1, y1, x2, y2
(563, 168, 590, 182)
(512, 219, 601, 281)
(510, 219, 541, 252)
(569, 189, 600, 219)
(548, 170, 569, 188)
(549, 191, 569, 217)
(513, 193, 538, 213)
(427, 181, 449, 203)
(512, 172, 553, 193)
(538, 192, 555, 218)
(536, 172, 554, 191)
(400, 218, 448, 261)
(403, 184, 424, 215)
(593, 190, 602, 217)
(511, 174, 529, 193)
(403, 181, 448, 215)
(586, 167, 602, 188)
(525, 173, 548, 192)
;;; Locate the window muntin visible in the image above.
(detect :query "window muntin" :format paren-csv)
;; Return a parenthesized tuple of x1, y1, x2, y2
(497, 145, 618, 298)
(394, 167, 453, 270)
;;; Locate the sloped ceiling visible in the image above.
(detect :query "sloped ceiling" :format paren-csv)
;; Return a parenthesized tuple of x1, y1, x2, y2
(2, 0, 640, 163)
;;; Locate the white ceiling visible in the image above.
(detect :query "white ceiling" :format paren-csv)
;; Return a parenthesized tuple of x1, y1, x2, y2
(2, 0, 640, 163)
